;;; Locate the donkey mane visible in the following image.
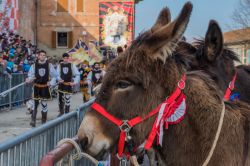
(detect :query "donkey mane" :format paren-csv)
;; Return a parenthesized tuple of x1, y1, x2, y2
(193, 39, 240, 63)
(173, 41, 197, 70)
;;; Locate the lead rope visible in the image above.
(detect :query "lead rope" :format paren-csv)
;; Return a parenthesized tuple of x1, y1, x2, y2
(202, 101, 225, 166)
(57, 138, 99, 166)
(57, 103, 225, 166)
(58, 138, 139, 166)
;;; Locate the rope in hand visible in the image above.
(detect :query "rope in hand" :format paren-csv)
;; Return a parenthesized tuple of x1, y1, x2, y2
(57, 138, 99, 166)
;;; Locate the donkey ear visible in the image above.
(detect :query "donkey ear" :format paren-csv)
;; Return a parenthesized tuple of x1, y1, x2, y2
(204, 20, 223, 61)
(151, 7, 171, 32)
(143, 2, 193, 63)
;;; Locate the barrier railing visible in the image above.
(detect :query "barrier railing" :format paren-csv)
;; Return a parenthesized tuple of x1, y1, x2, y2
(0, 73, 80, 111)
(0, 99, 94, 166)
(0, 73, 32, 110)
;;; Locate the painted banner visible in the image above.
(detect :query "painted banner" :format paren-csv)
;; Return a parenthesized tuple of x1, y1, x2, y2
(67, 39, 103, 65)
(99, 2, 134, 48)
(0, 0, 19, 32)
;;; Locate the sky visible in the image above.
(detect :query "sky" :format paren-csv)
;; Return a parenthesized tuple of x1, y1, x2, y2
(135, 0, 239, 41)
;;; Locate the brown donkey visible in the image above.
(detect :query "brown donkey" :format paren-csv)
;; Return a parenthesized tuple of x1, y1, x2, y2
(187, 20, 250, 104)
(78, 2, 250, 165)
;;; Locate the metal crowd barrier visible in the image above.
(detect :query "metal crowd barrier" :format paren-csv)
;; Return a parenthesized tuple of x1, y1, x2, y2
(0, 99, 94, 166)
(0, 73, 80, 111)
(0, 73, 32, 110)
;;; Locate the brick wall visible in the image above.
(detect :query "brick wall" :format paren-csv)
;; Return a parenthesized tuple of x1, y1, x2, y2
(37, 0, 134, 58)
(18, 0, 36, 43)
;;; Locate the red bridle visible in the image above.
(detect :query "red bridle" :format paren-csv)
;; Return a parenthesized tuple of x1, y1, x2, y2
(91, 75, 186, 158)
(223, 73, 237, 101)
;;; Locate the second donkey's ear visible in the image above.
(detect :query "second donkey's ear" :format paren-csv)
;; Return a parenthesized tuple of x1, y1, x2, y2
(204, 20, 223, 61)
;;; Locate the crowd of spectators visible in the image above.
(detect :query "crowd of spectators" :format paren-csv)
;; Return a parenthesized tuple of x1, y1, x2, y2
(0, 30, 128, 76)
(0, 31, 38, 75)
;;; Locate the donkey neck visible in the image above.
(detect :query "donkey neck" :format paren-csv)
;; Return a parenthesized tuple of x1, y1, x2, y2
(161, 58, 187, 94)
(159, 72, 225, 165)
(234, 66, 250, 104)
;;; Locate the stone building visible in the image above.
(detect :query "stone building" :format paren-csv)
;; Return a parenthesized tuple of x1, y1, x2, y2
(38, 0, 134, 57)
(16, 0, 36, 43)
(224, 28, 250, 65)
(0, 0, 36, 42)
(17, 0, 135, 58)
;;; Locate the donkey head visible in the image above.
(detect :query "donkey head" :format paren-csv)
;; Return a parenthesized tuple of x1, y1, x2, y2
(77, 2, 193, 159)
(191, 20, 239, 93)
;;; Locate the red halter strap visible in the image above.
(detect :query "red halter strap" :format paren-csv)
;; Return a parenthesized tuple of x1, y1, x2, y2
(91, 75, 186, 158)
(223, 73, 237, 101)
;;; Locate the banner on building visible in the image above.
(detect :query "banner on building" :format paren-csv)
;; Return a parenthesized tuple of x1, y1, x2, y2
(0, 0, 19, 32)
(67, 39, 103, 65)
(99, 2, 134, 48)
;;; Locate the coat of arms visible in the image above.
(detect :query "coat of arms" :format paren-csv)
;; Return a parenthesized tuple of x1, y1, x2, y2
(63, 67, 69, 74)
(38, 68, 46, 77)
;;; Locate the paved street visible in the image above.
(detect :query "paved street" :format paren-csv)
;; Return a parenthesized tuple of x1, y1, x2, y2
(0, 93, 84, 143)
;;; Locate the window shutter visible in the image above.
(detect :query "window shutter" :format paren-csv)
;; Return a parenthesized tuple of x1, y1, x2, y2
(77, 0, 84, 12)
(52, 31, 56, 48)
(68, 31, 73, 48)
(57, 0, 68, 12)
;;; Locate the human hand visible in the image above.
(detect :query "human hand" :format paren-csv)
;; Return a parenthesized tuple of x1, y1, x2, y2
(59, 79, 64, 83)
(84, 80, 88, 85)
(70, 82, 76, 86)
(25, 78, 30, 83)
(25, 78, 33, 83)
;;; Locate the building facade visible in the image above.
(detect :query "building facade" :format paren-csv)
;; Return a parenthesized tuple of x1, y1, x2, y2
(224, 28, 250, 65)
(18, 0, 36, 43)
(36, 0, 134, 57)
(0, 0, 36, 41)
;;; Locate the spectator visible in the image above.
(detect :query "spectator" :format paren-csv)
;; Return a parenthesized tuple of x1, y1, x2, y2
(79, 60, 91, 102)
(2, 51, 8, 60)
(107, 50, 116, 62)
(124, 44, 128, 50)
(6, 57, 14, 73)
(0, 54, 7, 74)
(22, 58, 32, 73)
(0, 31, 38, 73)
(0, 36, 3, 53)
(117, 46, 123, 56)
(87, 62, 105, 96)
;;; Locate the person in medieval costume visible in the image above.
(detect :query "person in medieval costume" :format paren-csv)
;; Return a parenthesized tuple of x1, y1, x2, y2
(87, 62, 105, 96)
(79, 60, 91, 102)
(26, 50, 57, 127)
(57, 53, 80, 117)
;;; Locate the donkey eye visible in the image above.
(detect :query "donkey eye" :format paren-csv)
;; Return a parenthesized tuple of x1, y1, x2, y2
(116, 80, 132, 89)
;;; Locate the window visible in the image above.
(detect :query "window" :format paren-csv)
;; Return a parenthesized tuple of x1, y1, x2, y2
(248, 49, 250, 64)
(242, 49, 247, 64)
(57, 0, 69, 12)
(76, 0, 84, 12)
(52, 31, 73, 48)
(57, 32, 68, 47)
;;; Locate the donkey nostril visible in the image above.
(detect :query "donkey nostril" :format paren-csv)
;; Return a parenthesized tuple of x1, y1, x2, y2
(80, 137, 88, 151)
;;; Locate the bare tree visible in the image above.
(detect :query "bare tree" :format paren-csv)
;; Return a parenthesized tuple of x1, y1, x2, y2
(135, 0, 143, 4)
(232, 0, 250, 29)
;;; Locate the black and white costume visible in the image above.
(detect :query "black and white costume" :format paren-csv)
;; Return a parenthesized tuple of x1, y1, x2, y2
(27, 60, 57, 127)
(57, 62, 79, 116)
